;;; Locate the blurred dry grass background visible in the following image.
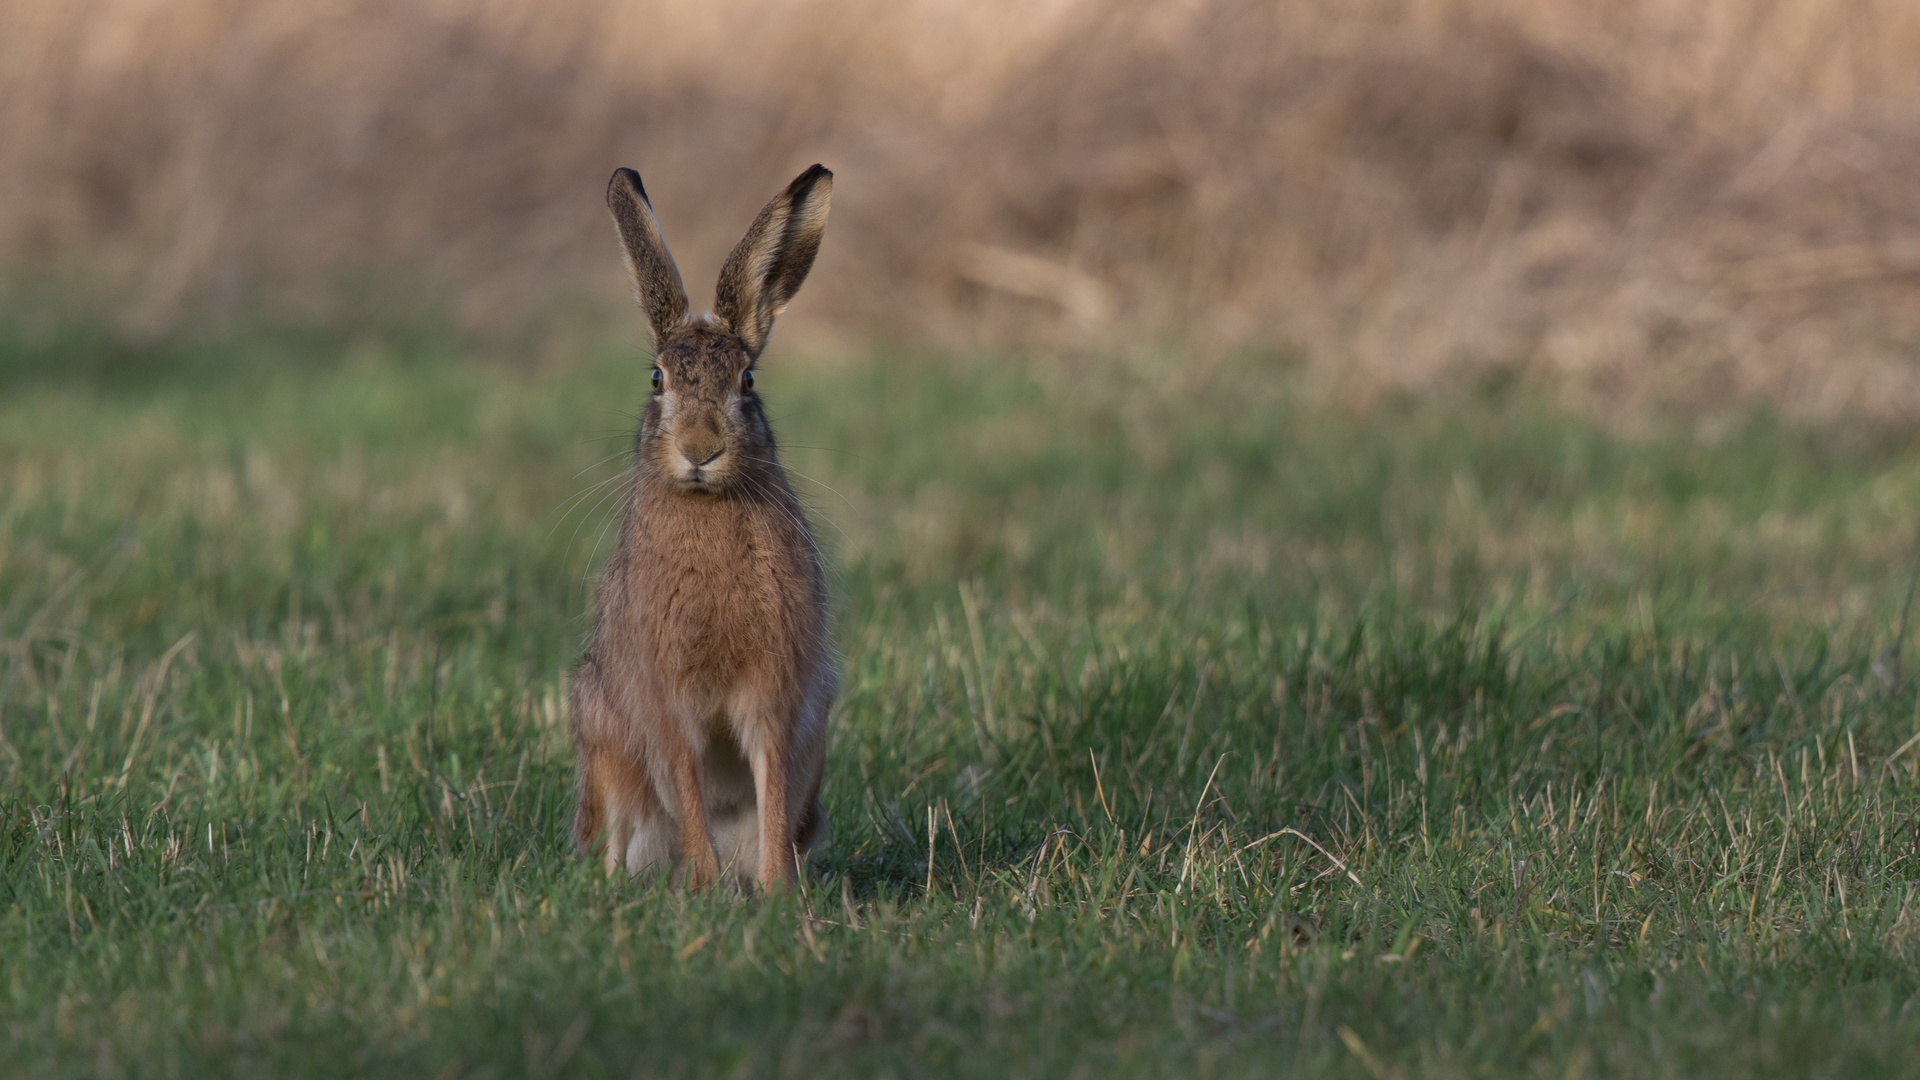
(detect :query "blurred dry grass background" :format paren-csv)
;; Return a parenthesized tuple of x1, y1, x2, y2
(7, 0, 1920, 417)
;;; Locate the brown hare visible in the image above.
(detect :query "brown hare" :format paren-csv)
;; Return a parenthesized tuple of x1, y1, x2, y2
(570, 165, 835, 890)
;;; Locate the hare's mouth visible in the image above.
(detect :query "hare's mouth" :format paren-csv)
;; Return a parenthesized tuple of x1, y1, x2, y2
(671, 448, 732, 492)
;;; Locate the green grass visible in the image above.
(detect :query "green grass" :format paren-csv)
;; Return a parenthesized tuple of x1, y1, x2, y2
(6, 325, 1920, 1077)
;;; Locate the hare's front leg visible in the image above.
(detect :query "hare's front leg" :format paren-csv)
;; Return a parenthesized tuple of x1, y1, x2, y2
(665, 741, 721, 889)
(750, 739, 795, 888)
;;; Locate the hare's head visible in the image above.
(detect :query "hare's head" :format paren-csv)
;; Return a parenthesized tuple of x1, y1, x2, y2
(607, 165, 832, 495)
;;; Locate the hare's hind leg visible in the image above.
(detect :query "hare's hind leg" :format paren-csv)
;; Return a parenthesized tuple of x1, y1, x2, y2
(622, 800, 675, 875)
(702, 732, 762, 887)
(743, 668, 834, 888)
(572, 664, 664, 877)
(581, 740, 674, 877)
(574, 742, 632, 876)
(572, 759, 604, 856)
(794, 785, 828, 858)
(785, 666, 836, 876)
(572, 665, 625, 874)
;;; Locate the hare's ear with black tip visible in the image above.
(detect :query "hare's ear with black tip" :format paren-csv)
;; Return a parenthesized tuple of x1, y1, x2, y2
(714, 164, 832, 358)
(607, 168, 690, 346)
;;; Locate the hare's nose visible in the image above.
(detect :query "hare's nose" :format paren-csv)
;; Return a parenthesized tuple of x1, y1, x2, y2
(679, 437, 725, 468)
(678, 428, 725, 467)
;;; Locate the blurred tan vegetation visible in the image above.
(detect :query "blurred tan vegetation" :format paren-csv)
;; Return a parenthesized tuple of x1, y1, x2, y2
(6, 0, 1920, 417)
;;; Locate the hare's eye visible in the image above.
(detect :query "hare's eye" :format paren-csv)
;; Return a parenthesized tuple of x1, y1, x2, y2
(650, 368, 663, 393)
(742, 370, 755, 392)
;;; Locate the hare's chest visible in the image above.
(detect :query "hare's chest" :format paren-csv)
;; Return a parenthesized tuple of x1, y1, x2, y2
(627, 514, 792, 678)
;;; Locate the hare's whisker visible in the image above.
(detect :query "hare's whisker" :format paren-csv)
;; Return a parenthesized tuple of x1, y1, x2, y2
(570, 449, 633, 481)
(750, 470, 847, 546)
(745, 454, 855, 511)
(564, 474, 632, 562)
(580, 489, 628, 580)
(736, 472, 813, 542)
(548, 468, 632, 537)
(551, 471, 624, 524)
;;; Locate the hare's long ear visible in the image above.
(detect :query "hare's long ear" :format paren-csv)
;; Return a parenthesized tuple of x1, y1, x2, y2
(714, 164, 832, 358)
(607, 168, 690, 346)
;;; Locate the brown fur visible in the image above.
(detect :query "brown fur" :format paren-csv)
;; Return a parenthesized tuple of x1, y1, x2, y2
(571, 165, 835, 890)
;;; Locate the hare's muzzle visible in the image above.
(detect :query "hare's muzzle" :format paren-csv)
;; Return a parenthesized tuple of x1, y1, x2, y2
(672, 424, 729, 488)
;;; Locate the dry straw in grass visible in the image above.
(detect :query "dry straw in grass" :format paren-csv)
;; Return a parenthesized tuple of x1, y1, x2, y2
(6, 0, 1920, 418)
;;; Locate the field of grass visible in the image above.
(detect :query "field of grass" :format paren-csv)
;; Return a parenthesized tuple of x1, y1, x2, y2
(6, 327, 1920, 1077)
